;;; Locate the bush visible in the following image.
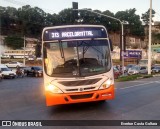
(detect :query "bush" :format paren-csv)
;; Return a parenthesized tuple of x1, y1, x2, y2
(4, 36, 24, 49)
(116, 74, 152, 82)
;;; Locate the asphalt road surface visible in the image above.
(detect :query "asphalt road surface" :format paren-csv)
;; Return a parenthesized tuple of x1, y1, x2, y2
(0, 76, 160, 129)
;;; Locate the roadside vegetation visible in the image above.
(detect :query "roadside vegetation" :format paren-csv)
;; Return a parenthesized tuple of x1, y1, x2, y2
(116, 74, 153, 82)
(0, 5, 156, 49)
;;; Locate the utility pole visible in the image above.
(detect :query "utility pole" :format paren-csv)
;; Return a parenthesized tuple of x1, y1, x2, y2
(148, 0, 152, 74)
(0, 37, 1, 64)
(23, 36, 26, 66)
(0, 17, 1, 64)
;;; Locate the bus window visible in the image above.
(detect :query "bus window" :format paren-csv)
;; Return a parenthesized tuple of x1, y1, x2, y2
(44, 40, 111, 77)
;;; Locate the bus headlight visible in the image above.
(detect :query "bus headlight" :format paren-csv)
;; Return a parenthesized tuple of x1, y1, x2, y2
(99, 78, 113, 90)
(45, 84, 63, 93)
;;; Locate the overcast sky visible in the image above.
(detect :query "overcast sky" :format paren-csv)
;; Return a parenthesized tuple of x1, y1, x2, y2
(1, 0, 160, 20)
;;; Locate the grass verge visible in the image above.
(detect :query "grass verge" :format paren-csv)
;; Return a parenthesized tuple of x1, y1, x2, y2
(116, 74, 153, 82)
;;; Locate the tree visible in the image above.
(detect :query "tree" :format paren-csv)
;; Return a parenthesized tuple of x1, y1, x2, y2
(35, 43, 41, 58)
(57, 8, 74, 25)
(152, 33, 160, 44)
(44, 13, 58, 26)
(0, 6, 18, 35)
(78, 9, 116, 31)
(0, 5, 145, 39)
(17, 5, 46, 37)
(141, 9, 155, 25)
(101, 10, 118, 32)
(4, 36, 24, 49)
(115, 8, 144, 36)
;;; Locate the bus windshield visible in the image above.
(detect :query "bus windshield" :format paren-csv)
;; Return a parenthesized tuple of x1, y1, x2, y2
(43, 40, 111, 77)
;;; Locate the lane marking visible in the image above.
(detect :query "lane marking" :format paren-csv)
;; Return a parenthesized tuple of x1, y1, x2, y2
(119, 81, 155, 90)
(129, 80, 154, 82)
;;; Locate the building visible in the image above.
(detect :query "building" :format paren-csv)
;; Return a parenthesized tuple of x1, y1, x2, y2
(109, 32, 144, 49)
(25, 38, 39, 51)
(0, 36, 39, 54)
(144, 21, 160, 52)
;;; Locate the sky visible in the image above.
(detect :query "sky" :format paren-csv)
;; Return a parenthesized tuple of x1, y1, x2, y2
(1, 0, 160, 21)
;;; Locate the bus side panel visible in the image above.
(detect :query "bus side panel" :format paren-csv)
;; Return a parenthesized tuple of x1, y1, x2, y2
(45, 84, 115, 106)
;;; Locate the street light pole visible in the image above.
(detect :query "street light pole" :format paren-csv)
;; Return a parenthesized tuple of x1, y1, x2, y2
(148, 0, 152, 74)
(121, 22, 124, 75)
(73, 9, 125, 75)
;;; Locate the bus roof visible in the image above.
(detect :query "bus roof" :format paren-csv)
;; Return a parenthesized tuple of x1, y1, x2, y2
(43, 24, 106, 30)
(42, 25, 108, 41)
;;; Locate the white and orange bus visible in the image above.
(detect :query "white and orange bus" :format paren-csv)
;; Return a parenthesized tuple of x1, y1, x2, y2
(42, 25, 115, 106)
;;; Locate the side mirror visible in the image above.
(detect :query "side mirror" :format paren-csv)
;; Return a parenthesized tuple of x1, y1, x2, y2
(109, 39, 113, 51)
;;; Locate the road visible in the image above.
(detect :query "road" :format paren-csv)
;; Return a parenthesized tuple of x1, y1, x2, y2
(0, 76, 160, 129)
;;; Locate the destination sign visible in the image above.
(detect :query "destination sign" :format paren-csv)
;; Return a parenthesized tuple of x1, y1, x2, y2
(43, 27, 107, 41)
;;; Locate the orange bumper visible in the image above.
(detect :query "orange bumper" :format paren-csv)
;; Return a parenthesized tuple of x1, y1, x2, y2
(45, 85, 115, 106)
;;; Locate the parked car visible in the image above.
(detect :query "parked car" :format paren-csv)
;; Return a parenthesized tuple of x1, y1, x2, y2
(128, 66, 148, 75)
(5, 61, 24, 68)
(151, 66, 160, 73)
(126, 64, 137, 72)
(115, 65, 127, 73)
(23, 67, 31, 76)
(24, 66, 43, 77)
(0, 64, 16, 79)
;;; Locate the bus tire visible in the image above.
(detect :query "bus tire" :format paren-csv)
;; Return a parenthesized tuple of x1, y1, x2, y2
(99, 100, 106, 103)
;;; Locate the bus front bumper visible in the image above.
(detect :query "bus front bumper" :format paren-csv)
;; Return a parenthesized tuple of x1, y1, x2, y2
(45, 85, 115, 106)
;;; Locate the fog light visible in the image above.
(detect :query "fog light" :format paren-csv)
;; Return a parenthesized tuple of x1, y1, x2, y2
(102, 93, 112, 97)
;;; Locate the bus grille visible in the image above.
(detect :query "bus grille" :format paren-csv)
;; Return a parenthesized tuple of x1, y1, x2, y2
(65, 87, 96, 92)
(70, 93, 93, 100)
(58, 78, 101, 86)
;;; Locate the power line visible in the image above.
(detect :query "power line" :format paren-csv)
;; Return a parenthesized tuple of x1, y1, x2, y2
(4, 0, 26, 6)
(3, 0, 55, 14)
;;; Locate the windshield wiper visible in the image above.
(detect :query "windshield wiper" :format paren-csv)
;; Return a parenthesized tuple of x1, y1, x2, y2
(76, 41, 81, 77)
(79, 41, 104, 59)
(59, 41, 65, 62)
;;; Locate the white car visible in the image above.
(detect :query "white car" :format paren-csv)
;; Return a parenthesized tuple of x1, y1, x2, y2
(0, 64, 16, 79)
(128, 66, 148, 75)
(5, 61, 24, 68)
(36, 57, 42, 61)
